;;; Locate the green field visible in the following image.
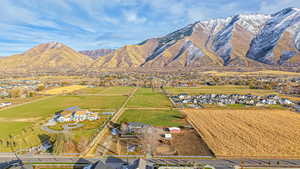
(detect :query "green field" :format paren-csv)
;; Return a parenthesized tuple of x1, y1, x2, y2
(0, 96, 44, 105)
(119, 109, 184, 126)
(74, 87, 105, 94)
(0, 92, 127, 151)
(0, 122, 33, 139)
(0, 95, 126, 119)
(127, 88, 171, 108)
(166, 85, 279, 96)
(101, 86, 134, 95)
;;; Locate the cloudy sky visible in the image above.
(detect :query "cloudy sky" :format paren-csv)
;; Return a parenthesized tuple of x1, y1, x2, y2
(0, 0, 299, 56)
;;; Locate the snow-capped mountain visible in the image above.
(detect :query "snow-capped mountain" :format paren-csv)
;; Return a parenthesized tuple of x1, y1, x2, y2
(91, 7, 300, 70)
(1, 7, 300, 73)
(247, 7, 300, 65)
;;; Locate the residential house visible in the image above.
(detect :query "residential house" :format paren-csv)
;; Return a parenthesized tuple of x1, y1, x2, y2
(56, 106, 98, 122)
(121, 122, 150, 134)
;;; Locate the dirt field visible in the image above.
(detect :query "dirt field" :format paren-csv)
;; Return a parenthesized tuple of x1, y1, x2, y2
(183, 109, 300, 158)
(171, 129, 213, 156)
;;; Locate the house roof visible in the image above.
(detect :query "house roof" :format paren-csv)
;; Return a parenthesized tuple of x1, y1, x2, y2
(73, 110, 89, 115)
(92, 161, 114, 169)
(64, 106, 80, 111)
(168, 127, 180, 131)
(128, 122, 149, 128)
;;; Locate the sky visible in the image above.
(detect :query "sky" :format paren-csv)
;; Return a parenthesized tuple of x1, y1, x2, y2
(0, 0, 299, 56)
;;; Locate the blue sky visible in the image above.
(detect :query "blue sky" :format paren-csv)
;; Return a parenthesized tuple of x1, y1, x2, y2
(0, 0, 299, 56)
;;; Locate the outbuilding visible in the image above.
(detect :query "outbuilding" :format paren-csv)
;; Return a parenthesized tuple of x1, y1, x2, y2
(164, 134, 172, 139)
(168, 127, 181, 133)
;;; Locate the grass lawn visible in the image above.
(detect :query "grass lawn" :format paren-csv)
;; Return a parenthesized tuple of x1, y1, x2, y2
(101, 86, 134, 95)
(127, 88, 171, 108)
(166, 85, 279, 96)
(72, 117, 109, 143)
(118, 109, 184, 127)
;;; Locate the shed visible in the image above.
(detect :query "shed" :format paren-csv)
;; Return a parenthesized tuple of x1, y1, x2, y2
(168, 127, 181, 133)
(164, 134, 172, 139)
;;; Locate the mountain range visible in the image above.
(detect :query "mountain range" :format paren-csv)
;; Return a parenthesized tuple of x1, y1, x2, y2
(0, 7, 300, 73)
(79, 49, 115, 60)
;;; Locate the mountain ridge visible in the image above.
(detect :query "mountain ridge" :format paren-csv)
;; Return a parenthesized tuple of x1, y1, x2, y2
(0, 42, 93, 73)
(79, 49, 115, 60)
(0, 7, 300, 73)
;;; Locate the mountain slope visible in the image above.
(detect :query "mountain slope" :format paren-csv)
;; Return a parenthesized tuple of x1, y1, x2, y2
(247, 8, 300, 65)
(92, 7, 300, 70)
(1, 7, 300, 73)
(0, 42, 93, 73)
(79, 49, 115, 60)
(90, 39, 158, 70)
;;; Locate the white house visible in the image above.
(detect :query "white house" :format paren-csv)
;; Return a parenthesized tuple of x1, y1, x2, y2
(56, 106, 98, 123)
(0, 102, 12, 108)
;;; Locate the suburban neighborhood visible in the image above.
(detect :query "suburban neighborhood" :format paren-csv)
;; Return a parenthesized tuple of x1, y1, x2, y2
(170, 93, 295, 108)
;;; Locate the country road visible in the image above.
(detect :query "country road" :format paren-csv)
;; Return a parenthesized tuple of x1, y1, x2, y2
(81, 87, 138, 157)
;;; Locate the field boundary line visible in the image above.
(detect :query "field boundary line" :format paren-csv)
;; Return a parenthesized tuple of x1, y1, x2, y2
(124, 107, 171, 110)
(81, 87, 138, 157)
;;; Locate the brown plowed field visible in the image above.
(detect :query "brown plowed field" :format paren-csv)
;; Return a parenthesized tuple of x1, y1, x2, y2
(183, 109, 300, 158)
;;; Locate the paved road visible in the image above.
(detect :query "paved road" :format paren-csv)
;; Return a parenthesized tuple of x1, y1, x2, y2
(81, 88, 138, 157)
(1, 155, 300, 169)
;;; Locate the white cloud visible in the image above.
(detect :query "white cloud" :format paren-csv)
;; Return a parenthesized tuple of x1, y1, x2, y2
(259, 0, 300, 14)
(123, 10, 147, 23)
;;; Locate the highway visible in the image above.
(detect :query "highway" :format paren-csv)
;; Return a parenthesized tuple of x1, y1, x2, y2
(1, 154, 300, 169)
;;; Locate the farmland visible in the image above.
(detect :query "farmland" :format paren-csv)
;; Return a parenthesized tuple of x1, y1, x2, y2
(183, 108, 300, 158)
(0, 96, 44, 106)
(101, 86, 134, 95)
(127, 88, 171, 108)
(74, 87, 105, 94)
(0, 95, 126, 119)
(0, 87, 128, 152)
(40, 85, 87, 95)
(118, 109, 185, 127)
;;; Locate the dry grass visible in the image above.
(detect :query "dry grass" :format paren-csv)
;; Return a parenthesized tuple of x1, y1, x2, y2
(183, 109, 300, 158)
(40, 85, 87, 95)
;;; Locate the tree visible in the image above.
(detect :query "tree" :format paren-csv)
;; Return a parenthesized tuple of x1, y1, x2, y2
(37, 84, 45, 91)
(9, 88, 22, 98)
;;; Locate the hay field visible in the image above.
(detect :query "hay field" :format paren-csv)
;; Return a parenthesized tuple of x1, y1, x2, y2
(183, 109, 300, 158)
(40, 85, 87, 95)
